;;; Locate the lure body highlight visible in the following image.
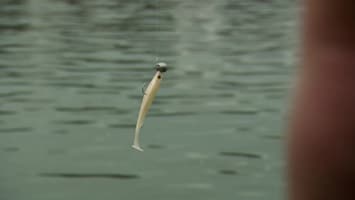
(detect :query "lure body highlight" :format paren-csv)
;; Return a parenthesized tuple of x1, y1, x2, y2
(132, 63, 167, 151)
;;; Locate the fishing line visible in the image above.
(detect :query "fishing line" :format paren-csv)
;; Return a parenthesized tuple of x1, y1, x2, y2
(153, 0, 161, 63)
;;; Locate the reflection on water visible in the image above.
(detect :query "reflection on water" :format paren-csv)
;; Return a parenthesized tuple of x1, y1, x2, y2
(0, 0, 295, 200)
(219, 169, 238, 175)
(39, 172, 140, 180)
(219, 151, 263, 159)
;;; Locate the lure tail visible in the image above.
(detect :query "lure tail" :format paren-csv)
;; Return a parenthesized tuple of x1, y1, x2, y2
(132, 128, 144, 152)
(132, 144, 144, 152)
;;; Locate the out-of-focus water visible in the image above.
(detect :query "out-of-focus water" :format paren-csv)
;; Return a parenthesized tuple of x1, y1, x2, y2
(0, 0, 296, 200)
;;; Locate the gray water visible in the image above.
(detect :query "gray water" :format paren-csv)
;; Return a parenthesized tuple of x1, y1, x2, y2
(0, 0, 296, 200)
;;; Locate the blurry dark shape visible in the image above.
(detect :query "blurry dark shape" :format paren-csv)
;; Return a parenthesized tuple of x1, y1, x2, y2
(0, 110, 16, 115)
(39, 172, 140, 180)
(108, 124, 135, 129)
(288, 0, 355, 199)
(2, 71, 24, 78)
(143, 2, 159, 10)
(263, 135, 282, 140)
(0, 91, 33, 98)
(64, 0, 79, 5)
(220, 110, 258, 115)
(219, 151, 262, 159)
(0, 23, 29, 32)
(53, 119, 94, 125)
(44, 82, 96, 89)
(0, 0, 25, 4)
(261, 108, 279, 113)
(4, 98, 53, 104)
(219, 169, 238, 175)
(0, 127, 33, 133)
(236, 126, 251, 132)
(2, 147, 20, 152)
(55, 106, 121, 113)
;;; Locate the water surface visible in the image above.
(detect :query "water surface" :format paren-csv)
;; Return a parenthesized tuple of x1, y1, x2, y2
(0, 0, 296, 199)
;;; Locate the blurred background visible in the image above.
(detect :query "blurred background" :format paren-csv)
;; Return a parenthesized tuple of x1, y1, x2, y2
(0, 0, 297, 199)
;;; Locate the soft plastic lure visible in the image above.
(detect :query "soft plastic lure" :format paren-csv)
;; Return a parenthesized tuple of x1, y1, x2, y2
(132, 62, 168, 151)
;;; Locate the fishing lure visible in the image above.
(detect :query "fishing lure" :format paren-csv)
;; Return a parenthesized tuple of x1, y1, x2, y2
(132, 62, 168, 151)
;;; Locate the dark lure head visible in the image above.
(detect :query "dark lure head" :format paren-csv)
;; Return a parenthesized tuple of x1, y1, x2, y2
(155, 62, 168, 73)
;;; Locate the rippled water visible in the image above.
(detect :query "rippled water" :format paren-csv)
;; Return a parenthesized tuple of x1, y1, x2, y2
(0, 0, 296, 200)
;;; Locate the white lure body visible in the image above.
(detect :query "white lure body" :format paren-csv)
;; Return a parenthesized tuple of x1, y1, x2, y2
(132, 63, 167, 151)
